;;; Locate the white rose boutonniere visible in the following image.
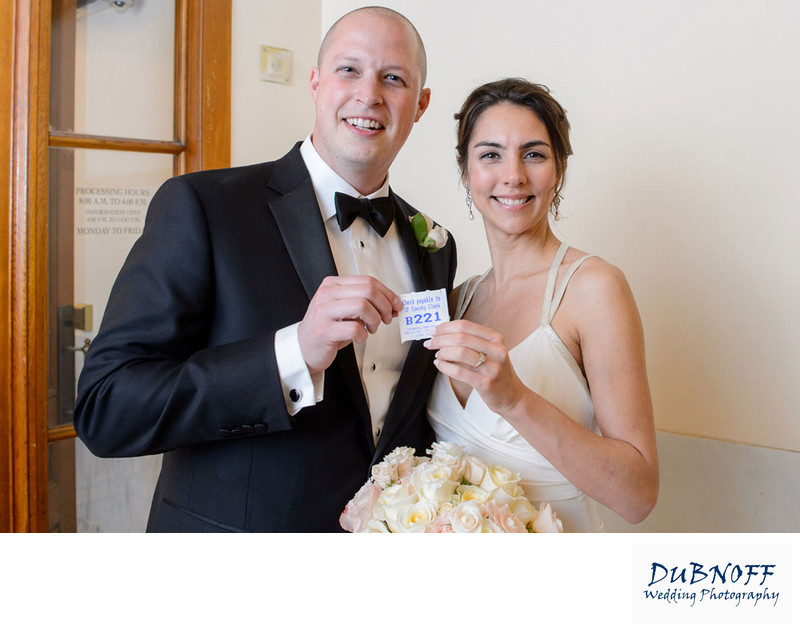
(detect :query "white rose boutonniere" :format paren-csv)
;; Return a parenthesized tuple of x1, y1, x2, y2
(410, 212, 448, 252)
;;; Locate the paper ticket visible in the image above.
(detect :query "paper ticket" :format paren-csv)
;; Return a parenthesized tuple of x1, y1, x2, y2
(399, 288, 450, 342)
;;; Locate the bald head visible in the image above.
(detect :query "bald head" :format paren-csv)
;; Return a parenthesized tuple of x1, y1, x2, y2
(317, 6, 427, 87)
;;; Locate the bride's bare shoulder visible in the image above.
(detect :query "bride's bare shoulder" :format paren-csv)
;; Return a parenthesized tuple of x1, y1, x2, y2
(563, 249, 636, 309)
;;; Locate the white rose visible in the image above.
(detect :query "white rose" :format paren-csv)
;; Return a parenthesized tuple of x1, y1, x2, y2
(462, 455, 487, 486)
(480, 464, 521, 492)
(396, 499, 439, 533)
(437, 502, 455, 516)
(449, 501, 485, 533)
(373, 481, 417, 532)
(414, 213, 449, 251)
(410, 462, 458, 504)
(428, 225, 448, 249)
(531, 502, 564, 533)
(489, 483, 525, 507)
(383, 446, 421, 479)
(456, 484, 491, 504)
(385, 446, 417, 462)
(506, 496, 538, 526)
(428, 442, 464, 477)
(370, 460, 396, 488)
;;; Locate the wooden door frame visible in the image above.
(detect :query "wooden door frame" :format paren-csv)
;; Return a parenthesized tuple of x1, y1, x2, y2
(1, 0, 231, 532)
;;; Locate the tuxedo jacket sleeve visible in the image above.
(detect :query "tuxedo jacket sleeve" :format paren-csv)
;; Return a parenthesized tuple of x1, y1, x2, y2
(75, 160, 299, 457)
(73, 143, 457, 531)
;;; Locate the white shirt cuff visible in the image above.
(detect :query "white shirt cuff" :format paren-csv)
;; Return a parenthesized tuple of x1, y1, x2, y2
(274, 322, 324, 416)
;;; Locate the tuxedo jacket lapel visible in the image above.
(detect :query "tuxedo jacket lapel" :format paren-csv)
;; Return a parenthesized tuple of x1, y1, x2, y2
(268, 145, 372, 443)
(374, 193, 449, 459)
(393, 192, 426, 291)
(268, 145, 336, 300)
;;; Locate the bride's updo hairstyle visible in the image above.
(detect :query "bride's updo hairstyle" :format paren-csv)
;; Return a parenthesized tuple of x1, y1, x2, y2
(454, 78, 573, 206)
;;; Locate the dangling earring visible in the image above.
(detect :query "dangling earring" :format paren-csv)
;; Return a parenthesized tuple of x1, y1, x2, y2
(465, 186, 474, 221)
(551, 193, 563, 221)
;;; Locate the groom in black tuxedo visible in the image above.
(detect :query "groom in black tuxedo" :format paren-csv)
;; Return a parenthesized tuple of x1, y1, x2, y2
(73, 7, 456, 532)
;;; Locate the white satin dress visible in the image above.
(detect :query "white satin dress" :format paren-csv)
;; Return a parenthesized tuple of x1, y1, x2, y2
(427, 243, 604, 532)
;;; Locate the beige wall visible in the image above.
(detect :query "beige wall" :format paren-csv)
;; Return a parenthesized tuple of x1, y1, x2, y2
(231, 0, 320, 166)
(321, 0, 800, 454)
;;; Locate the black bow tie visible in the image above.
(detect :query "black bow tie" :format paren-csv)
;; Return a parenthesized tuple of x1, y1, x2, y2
(334, 192, 395, 237)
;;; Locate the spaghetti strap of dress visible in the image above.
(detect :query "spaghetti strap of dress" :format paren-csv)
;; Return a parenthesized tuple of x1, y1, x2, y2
(545, 252, 597, 324)
(539, 243, 570, 327)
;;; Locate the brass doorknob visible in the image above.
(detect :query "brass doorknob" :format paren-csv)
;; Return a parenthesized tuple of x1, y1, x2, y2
(66, 338, 92, 356)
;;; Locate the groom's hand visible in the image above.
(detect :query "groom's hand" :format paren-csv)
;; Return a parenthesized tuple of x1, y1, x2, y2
(298, 275, 403, 375)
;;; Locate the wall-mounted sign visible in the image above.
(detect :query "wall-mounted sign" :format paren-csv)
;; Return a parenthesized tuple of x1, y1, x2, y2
(260, 45, 292, 85)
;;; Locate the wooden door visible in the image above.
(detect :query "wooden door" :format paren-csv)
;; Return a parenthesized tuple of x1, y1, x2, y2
(1, 0, 231, 532)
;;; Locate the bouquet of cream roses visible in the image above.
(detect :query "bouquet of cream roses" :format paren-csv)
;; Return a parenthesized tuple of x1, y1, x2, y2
(340, 442, 563, 533)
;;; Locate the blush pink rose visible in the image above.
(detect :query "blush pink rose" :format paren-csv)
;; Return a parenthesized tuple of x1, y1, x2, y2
(531, 502, 564, 533)
(484, 500, 527, 533)
(424, 513, 454, 533)
(339, 480, 381, 533)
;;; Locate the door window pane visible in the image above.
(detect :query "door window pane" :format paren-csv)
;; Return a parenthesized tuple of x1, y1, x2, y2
(73, 148, 173, 321)
(70, 0, 175, 139)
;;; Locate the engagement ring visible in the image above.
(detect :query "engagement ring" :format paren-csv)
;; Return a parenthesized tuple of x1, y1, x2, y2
(472, 352, 486, 369)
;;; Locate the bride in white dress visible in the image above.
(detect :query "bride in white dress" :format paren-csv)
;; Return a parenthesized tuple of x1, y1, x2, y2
(425, 79, 659, 532)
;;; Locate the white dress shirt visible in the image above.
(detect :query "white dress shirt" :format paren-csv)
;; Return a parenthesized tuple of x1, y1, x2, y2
(274, 137, 415, 444)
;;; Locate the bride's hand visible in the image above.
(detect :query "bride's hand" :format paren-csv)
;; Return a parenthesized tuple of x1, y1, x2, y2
(424, 320, 526, 416)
